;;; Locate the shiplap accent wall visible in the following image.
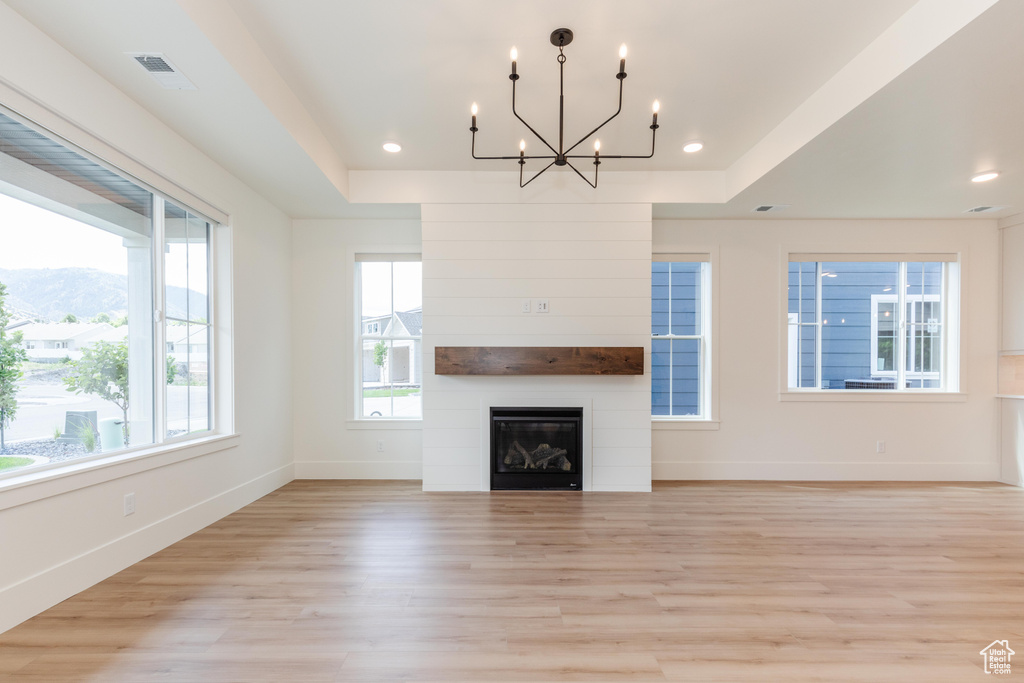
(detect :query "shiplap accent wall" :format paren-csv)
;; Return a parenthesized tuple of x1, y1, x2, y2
(421, 204, 652, 491)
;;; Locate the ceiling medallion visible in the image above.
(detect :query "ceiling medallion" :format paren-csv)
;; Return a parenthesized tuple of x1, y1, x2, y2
(469, 28, 660, 188)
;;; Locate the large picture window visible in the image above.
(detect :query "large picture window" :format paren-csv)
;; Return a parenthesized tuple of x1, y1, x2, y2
(787, 257, 957, 391)
(0, 107, 215, 477)
(652, 256, 711, 417)
(356, 255, 422, 419)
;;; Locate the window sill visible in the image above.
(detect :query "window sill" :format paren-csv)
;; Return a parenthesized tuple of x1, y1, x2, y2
(779, 391, 968, 403)
(0, 433, 240, 512)
(997, 394, 1024, 400)
(652, 420, 721, 431)
(346, 419, 422, 430)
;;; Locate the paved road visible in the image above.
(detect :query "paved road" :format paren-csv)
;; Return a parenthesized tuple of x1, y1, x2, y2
(2, 382, 209, 445)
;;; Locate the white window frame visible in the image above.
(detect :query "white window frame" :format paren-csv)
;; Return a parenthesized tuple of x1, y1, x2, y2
(0, 99, 232, 491)
(157, 199, 214, 442)
(651, 254, 714, 422)
(783, 254, 960, 397)
(353, 253, 422, 421)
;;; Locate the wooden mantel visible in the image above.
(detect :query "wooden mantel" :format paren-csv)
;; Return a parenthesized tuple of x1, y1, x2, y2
(434, 346, 644, 376)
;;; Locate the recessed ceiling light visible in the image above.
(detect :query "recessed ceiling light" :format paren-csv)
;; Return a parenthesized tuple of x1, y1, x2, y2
(971, 171, 999, 183)
(382, 141, 402, 153)
(682, 140, 703, 153)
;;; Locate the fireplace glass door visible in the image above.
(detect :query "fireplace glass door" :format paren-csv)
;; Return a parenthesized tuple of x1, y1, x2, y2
(490, 407, 582, 490)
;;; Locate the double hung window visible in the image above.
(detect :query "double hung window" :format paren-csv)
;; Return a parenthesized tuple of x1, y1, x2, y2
(355, 255, 422, 419)
(787, 256, 957, 391)
(652, 256, 711, 417)
(163, 203, 211, 435)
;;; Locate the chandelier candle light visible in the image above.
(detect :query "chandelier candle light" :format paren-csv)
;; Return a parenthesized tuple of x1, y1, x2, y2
(470, 28, 660, 188)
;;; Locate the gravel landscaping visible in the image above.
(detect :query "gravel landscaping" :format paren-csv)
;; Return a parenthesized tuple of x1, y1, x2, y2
(0, 438, 90, 463)
(1, 430, 190, 468)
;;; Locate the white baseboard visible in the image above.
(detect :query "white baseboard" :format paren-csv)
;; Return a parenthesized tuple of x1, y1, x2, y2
(653, 461, 1001, 481)
(294, 460, 423, 480)
(0, 463, 293, 634)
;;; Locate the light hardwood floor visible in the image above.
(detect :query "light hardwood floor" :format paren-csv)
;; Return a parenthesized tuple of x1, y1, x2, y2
(1, 481, 1023, 681)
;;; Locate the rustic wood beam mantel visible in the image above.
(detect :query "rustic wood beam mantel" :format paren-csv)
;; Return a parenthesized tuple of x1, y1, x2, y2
(434, 346, 644, 376)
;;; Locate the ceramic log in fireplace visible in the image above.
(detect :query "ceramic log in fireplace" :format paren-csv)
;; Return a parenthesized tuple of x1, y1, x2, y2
(490, 407, 583, 491)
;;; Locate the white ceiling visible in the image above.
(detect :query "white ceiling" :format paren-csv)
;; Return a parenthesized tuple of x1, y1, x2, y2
(2, 0, 1021, 219)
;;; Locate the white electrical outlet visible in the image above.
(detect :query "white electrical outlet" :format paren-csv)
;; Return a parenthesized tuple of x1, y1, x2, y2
(521, 299, 531, 314)
(377, 440, 385, 452)
(123, 492, 135, 516)
(535, 299, 549, 313)
(876, 441, 886, 454)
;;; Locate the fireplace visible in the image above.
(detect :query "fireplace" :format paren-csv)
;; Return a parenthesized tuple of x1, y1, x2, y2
(490, 407, 583, 490)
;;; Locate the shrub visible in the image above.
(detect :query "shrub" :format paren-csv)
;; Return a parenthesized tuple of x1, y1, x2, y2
(79, 424, 97, 453)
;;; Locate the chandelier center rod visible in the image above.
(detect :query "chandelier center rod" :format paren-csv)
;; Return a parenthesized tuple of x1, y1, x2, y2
(556, 42, 566, 164)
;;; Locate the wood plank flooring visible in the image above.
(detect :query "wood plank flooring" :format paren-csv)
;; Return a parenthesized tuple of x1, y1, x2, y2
(1, 480, 1023, 681)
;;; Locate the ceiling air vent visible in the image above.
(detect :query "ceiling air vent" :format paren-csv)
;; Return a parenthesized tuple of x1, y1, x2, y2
(964, 205, 1006, 214)
(126, 53, 196, 90)
(752, 204, 789, 213)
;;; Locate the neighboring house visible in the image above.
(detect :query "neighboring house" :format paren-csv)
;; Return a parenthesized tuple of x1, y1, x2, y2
(165, 325, 209, 380)
(787, 262, 943, 389)
(361, 307, 422, 386)
(17, 322, 126, 362)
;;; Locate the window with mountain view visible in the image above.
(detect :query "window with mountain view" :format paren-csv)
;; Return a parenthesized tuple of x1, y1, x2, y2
(356, 255, 422, 419)
(0, 108, 215, 476)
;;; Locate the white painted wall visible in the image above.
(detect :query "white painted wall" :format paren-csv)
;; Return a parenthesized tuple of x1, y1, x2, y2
(291, 219, 423, 479)
(420, 204, 653, 492)
(292, 214, 1002, 487)
(653, 219, 1000, 481)
(998, 216, 1024, 485)
(0, 3, 293, 632)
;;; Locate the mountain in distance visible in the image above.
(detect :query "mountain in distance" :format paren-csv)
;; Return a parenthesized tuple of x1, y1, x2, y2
(0, 268, 206, 322)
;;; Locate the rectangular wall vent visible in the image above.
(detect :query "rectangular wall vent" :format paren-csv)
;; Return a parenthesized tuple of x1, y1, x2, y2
(964, 205, 1005, 213)
(752, 204, 789, 213)
(125, 53, 196, 90)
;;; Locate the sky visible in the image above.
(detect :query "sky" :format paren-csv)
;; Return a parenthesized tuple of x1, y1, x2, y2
(361, 261, 422, 317)
(0, 193, 128, 274)
(0, 192, 206, 294)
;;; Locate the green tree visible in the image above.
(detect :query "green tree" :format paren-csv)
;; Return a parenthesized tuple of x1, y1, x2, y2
(61, 313, 78, 323)
(112, 315, 128, 328)
(91, 312, 111, 324)
(373, 340, 388, 381)
(0, 282, 28, 450)
(62, 342, 175, 445)
(63, 340, 129, 443)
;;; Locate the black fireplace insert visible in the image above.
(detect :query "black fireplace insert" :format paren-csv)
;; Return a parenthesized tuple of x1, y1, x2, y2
(490, 407, 583, 490)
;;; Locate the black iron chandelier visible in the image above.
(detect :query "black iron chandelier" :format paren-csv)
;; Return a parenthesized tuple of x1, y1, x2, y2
(469, 28, 659, 188)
